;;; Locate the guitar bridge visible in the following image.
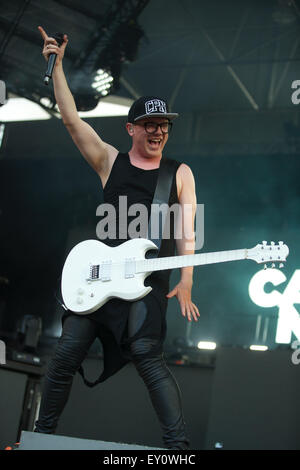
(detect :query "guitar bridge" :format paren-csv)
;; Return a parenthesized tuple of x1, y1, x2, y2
(89, 264, 99, 280)
(87, 260, 112, 282)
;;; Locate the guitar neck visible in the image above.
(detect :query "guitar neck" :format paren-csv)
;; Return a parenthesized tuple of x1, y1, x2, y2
(136, 249, 248, 274)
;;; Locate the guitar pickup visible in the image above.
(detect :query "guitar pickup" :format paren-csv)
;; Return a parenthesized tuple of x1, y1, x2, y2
(125, 258, 136, 279)
(100, 260, 112, 281)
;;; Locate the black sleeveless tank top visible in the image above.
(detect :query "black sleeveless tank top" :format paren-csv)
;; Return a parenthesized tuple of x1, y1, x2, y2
(101, 152, 180, 294)
(77, 152, 181, 385)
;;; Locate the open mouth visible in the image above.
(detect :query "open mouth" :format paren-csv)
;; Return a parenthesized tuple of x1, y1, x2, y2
(148, 138, 162, 149)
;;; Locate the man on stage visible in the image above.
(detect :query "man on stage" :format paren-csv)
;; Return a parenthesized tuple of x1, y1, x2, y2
(35, 26, 199, 450)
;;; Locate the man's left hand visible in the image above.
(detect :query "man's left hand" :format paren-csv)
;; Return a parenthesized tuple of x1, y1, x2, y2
(166, 281, 200, 322)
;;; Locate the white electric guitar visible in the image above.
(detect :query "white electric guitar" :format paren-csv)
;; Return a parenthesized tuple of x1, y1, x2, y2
(61, 239, 289, 315)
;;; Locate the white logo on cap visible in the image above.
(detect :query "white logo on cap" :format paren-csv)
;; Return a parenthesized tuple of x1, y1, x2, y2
(145, 99, 167, 115)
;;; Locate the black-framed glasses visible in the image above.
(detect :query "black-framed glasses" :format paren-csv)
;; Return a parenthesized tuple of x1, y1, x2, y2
(134, 121, 173, 134)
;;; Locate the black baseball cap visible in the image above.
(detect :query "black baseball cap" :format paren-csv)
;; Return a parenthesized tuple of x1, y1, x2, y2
(128, 96, 179, 123)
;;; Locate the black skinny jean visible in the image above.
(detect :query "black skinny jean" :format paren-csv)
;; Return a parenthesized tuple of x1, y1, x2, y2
(35, 301, 190, 450)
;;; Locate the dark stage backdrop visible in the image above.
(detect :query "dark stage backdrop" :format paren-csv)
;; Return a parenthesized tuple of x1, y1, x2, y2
(0, 118, 299, 352)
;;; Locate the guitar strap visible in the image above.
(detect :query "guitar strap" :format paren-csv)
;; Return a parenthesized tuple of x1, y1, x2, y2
(79, 156, 180, 388)
(146, 157, 181, 257)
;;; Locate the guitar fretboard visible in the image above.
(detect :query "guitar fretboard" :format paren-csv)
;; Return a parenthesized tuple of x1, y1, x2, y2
(135, 249, 248, 273)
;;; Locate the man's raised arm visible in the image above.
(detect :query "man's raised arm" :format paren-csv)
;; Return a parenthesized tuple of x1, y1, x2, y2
(38, 26, 118, 181)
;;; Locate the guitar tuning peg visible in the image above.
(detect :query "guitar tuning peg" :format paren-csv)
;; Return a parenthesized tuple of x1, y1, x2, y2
(264, 264, 267, 270)
(262, 240, 267, 245)
(279, 263, 284, 268)
(279, 241, 283, 246)
(271, 263, 275, 268)
(271, 241, 275, 246)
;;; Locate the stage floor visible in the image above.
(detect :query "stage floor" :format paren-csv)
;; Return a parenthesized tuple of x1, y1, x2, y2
(18, 431, 165, 450)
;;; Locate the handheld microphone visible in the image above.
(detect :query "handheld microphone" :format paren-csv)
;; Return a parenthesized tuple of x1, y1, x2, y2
(44, 32, 64, 85)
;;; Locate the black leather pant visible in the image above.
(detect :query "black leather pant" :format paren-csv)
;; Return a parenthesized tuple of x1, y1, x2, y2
(35, 301, 189, 450)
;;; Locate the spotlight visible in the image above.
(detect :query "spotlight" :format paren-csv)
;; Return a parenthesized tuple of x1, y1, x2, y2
(249, 345, 268, 351)
(197, 341, 217, 350)
(92, 69, 114, 97)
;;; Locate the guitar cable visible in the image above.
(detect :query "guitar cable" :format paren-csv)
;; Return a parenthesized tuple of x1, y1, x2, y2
(53, 276, 68, 311)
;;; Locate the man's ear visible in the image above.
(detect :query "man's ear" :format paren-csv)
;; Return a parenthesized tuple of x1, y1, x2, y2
(126, 122, 134, 136)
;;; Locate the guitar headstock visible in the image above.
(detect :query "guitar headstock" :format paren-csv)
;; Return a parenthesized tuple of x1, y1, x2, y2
(247, 241, 289, 267)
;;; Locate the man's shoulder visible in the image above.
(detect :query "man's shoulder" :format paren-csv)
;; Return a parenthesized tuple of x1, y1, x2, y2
(176, 163, 195, 198)
(176, 162, 194, 177)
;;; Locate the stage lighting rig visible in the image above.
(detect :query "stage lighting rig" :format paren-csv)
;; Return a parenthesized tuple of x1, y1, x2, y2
(69, 0, 149, 109)
(0, 0, 149, 116)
